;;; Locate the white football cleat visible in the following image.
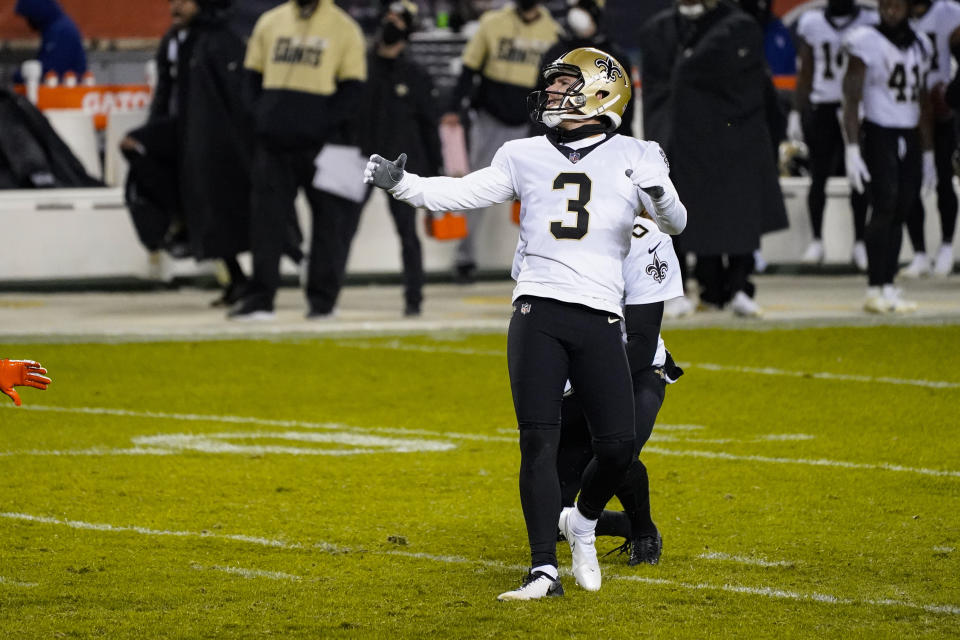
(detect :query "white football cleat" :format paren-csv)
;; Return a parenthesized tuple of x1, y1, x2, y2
(933, 245, 954, 277)
(863, 287, 891, 314)
(899, 253, 930, 278)
(851, 241, 868, 272)
(730, 291, 763, 318)
(883, 285, 917, 313)
(559, 507, 601, 591)
(801, 240, 824, 265)
(497, 570, 564, 601)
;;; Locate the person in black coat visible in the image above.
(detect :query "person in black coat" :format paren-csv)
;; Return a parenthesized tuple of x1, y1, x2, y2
(356, 1, 443, 316)
(537, 0, 634, 138)
(123, 0, 254, 305)
(640, 0, 788, 317)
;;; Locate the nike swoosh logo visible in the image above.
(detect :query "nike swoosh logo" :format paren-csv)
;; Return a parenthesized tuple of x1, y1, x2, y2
(648, 242, 661, 254)
(608, 317, 620, 323)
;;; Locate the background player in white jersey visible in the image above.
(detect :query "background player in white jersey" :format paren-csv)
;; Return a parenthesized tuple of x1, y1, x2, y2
(365, 47, 687, 601)
(904, 0, 960, 276)
(843, 0, 934, 312)
(557, 214, 684, 567)
(795, 0, 877, 268)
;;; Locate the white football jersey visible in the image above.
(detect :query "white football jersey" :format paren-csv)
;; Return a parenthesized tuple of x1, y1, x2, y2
(623, 217, 683, 367)
(392, 133, 679, 316)
(844, 26, 934, 128)
(797, 7, 879, 104)
(623, 216, 684, 307)
(910, 0, 960, 87)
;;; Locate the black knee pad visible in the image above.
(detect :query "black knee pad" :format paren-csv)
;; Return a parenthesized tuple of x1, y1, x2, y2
(519, 425, 560, 469)
(590, 438, 634, 473)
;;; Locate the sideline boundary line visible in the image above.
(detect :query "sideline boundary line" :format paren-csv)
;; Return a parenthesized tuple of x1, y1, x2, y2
(2, 511, 957, 617)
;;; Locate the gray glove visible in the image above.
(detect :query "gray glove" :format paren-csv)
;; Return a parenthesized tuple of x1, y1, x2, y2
(364, 153, 407, 190)
(624, 168, 664, 198)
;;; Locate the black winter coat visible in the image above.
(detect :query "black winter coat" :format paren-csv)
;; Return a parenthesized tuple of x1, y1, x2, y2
(356, 52, 443, 177)
(177, 14, 252, 260)
(640, 2, 788, 255)
(128, 13, 252, 260)
(0, 88, 101, 189)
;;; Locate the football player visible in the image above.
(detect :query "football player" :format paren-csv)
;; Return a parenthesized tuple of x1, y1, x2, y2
(0, 359, 51, 406)
(365, 48, 686, 601)
(557, 213, 685, 567)
(794, 0, 877, 268)
(904, 0, 960, 277)
(842, 0, 934, 312)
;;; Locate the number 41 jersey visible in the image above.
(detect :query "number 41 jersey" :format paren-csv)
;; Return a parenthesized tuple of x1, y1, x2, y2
(497, 134, 669, 316)
(844, 26, 934, 128)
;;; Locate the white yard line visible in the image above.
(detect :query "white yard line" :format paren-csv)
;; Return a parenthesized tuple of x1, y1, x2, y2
(0, 512, 300, 549)
(6, 404, 515, 444)
(0, 576, 38, 587)
(682, 362, 960, 390)
(698, 551, 795, 568)
(643, 446, 960, 478)
(338, 340, 960, 389)
(336, 340, 505, 357)
(2, 510, 957, 616)
(193, 564, 301, 582)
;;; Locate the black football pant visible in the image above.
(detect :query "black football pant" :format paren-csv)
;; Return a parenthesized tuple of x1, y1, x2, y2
(861, 121, 922, 286)
(803, 102, 868, 241)
(906, 118, 957, 253)
(559, 366, 666, 540)
(248, 144, 361, 312)
(695, 253, 755, 307)
(362, 187, 423, 309)
(507, 296, 635, 569)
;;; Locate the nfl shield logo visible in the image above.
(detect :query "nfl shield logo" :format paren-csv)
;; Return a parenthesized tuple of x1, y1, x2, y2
(520, 302, 532, 315)
(568, 151, 581, 164)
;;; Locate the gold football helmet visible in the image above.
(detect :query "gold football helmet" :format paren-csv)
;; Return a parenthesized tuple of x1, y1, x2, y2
(528, 47, 631, 131)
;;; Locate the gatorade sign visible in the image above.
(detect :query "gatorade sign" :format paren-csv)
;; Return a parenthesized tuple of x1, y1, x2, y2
(14, 85, 153, 130)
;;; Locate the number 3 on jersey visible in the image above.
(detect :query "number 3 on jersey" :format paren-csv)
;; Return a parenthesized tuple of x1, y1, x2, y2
(551, 173, 591, 240)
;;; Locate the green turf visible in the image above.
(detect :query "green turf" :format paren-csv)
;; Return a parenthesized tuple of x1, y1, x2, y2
(1, 326, 958, 638)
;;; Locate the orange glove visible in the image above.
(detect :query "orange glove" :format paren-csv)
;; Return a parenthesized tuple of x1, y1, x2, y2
(0, 359, 51, 407)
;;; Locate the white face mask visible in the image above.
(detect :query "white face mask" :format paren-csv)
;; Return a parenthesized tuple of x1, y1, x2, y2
(677, 2, 706, 18)
(567, 7, 596, 38)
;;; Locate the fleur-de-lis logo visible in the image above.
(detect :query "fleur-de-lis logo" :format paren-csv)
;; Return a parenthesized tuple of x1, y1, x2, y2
(646, 251, 669, 284)
(595, 57, 623, 82)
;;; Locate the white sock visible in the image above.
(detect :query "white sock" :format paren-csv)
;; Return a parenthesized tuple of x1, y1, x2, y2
(867, 286, 882, 298)
(568, 504, 598, 538)
(532, 564, 558, 580)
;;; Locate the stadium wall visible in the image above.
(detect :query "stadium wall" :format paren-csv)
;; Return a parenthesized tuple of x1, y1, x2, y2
(0, 180, 946, 282)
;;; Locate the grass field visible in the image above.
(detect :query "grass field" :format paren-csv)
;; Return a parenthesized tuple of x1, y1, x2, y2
(1, 325, 958, 638)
